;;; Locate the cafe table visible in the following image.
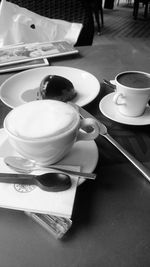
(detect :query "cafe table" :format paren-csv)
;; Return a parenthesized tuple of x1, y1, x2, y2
(0, 39, 150, 267)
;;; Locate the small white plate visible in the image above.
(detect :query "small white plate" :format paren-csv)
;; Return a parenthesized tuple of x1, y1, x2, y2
(0, 129, 99, 185)
(99, 93, 150, 126)
(0, 66, 100, 108)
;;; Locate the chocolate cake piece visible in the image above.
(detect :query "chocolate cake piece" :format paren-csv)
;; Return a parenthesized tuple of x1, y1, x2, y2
(37, 75, 77, 102)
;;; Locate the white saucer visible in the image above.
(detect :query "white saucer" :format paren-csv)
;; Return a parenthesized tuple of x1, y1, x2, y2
(99, 93, 150, 125)
(0, 66, 100, 108)
(0, 129, 99, 185)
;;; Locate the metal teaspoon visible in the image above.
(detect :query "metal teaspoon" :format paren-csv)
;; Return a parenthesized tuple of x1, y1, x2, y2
(0, 172, 71, 192)
(4, 156, 96, 180)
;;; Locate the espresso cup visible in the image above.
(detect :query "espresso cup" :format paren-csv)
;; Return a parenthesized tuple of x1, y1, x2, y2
(113, 71, 150, 117)
(4, 100, 99, 166)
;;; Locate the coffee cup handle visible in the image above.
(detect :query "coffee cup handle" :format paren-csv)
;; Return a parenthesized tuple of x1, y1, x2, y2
(113, 92, 126, 105)
(76, 118, 99, 141)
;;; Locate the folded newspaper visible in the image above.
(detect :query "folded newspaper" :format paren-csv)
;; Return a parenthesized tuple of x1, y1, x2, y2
(0, 41, 79, 67)
(0, 58, 49, 73)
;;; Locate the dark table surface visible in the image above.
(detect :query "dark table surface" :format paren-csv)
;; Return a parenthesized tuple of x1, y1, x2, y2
(0, 39, 150, 267)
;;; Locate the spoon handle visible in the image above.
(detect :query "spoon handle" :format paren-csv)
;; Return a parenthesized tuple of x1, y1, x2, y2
(0, 172, 34, 185)
(103, 79, 116, 90)
(48, 167, 96, 180)
(105, 133, 150, 182)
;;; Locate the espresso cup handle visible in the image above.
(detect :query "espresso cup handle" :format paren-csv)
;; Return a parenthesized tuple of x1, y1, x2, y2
(113, 92, 126, 105)
(76, 118, 99, 141)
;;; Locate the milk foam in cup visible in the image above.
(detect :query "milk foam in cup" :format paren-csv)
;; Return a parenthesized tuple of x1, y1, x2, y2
(113, 71, 150, 117)
(7, 100, 78, 139)
(4, 100, 99, 166)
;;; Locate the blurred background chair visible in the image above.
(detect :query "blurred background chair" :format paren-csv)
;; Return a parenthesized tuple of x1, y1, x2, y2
(133, 0, 150, 19)
(7, 0, 95, 46)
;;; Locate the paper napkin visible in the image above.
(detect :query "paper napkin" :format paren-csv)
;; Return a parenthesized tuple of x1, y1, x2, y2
(0, 158, 79, 218)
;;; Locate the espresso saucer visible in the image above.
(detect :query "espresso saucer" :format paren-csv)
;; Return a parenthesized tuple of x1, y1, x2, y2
(99, 93, 150, 125)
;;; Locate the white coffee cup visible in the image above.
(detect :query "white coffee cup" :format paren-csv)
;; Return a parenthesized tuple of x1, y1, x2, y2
(113, 71, 150, 117)
(4, 100, 99, 166)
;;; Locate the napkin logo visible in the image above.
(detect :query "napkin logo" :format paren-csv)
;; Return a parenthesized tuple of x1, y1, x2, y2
(14, 184, 36, 193)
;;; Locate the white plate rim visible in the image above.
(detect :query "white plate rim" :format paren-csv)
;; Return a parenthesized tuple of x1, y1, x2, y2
(99, 92, 150, 126)
(0, 66, 100, 108)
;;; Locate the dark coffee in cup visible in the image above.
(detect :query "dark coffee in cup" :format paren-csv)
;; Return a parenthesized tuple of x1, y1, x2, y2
(117, 72, 150, 88)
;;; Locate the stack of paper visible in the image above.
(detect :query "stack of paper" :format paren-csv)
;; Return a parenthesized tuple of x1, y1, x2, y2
(0, 58, 49, 73)
(0, 41, 79, 73)
(0, 41, 78, 65)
